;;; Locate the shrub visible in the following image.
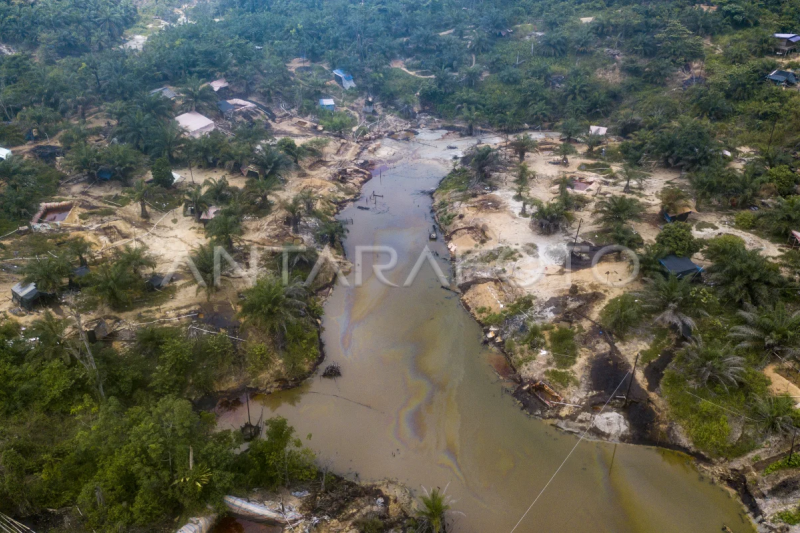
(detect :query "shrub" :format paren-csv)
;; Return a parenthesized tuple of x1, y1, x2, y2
(734, 210, 757, 229)
(600, 294, 643, 339)
(655, 221, 700, 258)
(544, 369, 578, 389)
(549, 327, 578, 368)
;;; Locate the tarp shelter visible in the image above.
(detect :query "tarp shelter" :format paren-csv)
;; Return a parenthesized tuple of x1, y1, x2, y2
(97, 168, 114, 181)
(659, 255, 703, 279)
(589, 125, 608, 136)
(0, 147, 11, 160)
(175, 112, 216, 138)
(217, 100, 235, 115)
(146, 274, 168, 291)
(11, 282, 40, 310)
(332, 69, 356, 89)
(663, 206, 693, 223)
(86, 319, 109, 343)
(150, 87, 177, 99)
(767, 69, 798, 85)
(789, 230, 800, 248)
(209, 78, 229, 92)
(319, 98, 335, 111)
(199, 206, 221, 224)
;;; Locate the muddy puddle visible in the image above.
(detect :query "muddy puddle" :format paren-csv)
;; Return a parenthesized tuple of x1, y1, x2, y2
(216, 140, 755, 532)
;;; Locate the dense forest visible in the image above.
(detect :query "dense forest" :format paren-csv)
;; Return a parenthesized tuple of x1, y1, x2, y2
(3, 0, 800, 530)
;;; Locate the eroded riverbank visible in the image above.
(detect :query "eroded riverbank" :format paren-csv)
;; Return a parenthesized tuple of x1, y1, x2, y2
(217, 132, 755, 532)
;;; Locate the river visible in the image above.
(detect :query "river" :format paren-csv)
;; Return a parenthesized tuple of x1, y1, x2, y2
(216, 134, 755, 532)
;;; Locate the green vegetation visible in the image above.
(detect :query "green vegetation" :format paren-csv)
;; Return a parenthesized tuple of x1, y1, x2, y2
(549, 327, 578, 368)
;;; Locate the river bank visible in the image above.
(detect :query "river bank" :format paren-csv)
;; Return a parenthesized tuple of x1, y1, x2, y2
(217, 127, 757, 533)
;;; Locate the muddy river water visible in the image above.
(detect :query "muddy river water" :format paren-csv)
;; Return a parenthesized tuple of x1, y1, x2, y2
(217, 138, 755, 532)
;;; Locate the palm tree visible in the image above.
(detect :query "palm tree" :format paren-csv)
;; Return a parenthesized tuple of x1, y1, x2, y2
(460, 106, 480, 136)
(508, 133, 539, 162)
(116, 245, 156, 276)
(64, 142, 100, 178)
(660, 186, 691, 214)
(315, 218, 348, 249)
(66, 237, 93, 267)
(582, 133, 604, 154)
(190, 243, 217, 300)
(467, 146, 498, 187)
(22, 254, 72, 294)
(680, 337, 746, 392)
(246, 175, 281, 211)
(150, 121, 185, 162)
(89, 263, 136, 310)
(636, 274, 701, 332)
(706, 245, 784, 307)
(132, 180, 151, 219)
(753, 395, 797, 438)
(203, 177, 232, 205)
(116, 110, 155, 151)
(729, 303, 800, 361)
(282, 195, 306, 234)
(134, 92, 174, 120)
(184, 185, 210, 221)
(205, 214, 242, 250)
(251, 146, 292, 181)
(760, 196, 800, 238)
(532, 200, 571, 235)
(239, 276, 309, 349)
(415, 487, 451, 533)
(619, 165, 649, 193)
(594, 196, 644, 228)
(179, 76, 217, 113)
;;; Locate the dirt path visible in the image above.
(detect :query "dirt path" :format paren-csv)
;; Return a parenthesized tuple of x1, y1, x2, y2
(389, 59, 435, 79)
(764, 364, 800, 405)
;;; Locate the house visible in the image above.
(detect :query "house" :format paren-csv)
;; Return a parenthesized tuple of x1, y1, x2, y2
(767, 69, 798, 85)
(663, 206, 693, 223)
(589, 125, 607, 136)
(319, 98, 335, 112)
(659, 255, 703, 279)
(11, 282, 40, 310)
(175, 112, 216, 138)
(0, 147, 11, 160)
(199, 206, 221, 224)
(496, 29, 514, 37)
(579, 17, 594, 23)
(332, 69, 356, 89)
(150, 87, 177, 99)
(773, 33, 800, 55)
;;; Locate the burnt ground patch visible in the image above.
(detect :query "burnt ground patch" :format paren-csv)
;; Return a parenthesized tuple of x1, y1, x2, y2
(769, 476, 800, 497)
(644, 349, 676, 392)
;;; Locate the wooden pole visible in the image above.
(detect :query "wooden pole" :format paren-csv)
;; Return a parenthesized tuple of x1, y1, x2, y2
(790, 427, 797, 462)
(246, 392, 252, 426)
(573, 219, 582, 246)
(609, 443, 618, 474)
(625, 353, 640, 406)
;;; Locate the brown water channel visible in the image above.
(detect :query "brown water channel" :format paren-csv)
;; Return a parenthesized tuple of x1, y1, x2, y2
(217, 158, 754, 532)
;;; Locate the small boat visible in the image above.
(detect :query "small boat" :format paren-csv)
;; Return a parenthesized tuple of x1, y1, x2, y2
(357, 205, 370, 211)
(223, 495, 303, 525)
(176, 515, 216, 533)
(522, 380, 564, 408)
(429, 224, 438, 240)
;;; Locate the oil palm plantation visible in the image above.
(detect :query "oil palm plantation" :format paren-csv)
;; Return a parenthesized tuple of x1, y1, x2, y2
(282, 195, 306, 234)
(190, 243, 217, 300)
(467, 145, 498, 187)
(705, 244, 784, 307)
(89, 263, 137, 310)
(117, 245, 156, 276)
(753, 395, 797, 438)
(246, 175, 281, 211)
(680, 337, 746, 392)
(115, 109, 155, 152)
